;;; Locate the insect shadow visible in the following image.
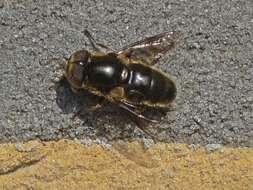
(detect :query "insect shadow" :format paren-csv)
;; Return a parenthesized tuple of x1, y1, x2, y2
(54, 77, 167, 142)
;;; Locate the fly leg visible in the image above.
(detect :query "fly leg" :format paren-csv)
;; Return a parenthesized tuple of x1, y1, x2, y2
(118, 102, 159, 142)
(118, 102, 158, 123)
(72, 97, 106, 120)
(88, 97, 106, 112)
(132, 117, 158, 143)
(83, 30, 114, 53)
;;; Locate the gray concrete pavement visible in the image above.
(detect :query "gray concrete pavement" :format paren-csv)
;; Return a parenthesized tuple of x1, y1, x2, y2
(0, 0, 252, 146)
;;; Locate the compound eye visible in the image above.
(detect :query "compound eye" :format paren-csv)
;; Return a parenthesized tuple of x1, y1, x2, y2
(70, 61, 85, 87)
(65, 50, 90, 89)
(73, 62, 84, 79)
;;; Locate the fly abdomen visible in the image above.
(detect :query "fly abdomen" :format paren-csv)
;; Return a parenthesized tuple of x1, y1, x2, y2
(125, 63, 176, 105)
(148, 71, 176, 104)
(125, 64, 152, 102)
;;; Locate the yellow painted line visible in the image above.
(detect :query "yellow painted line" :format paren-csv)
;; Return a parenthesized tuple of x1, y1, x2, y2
(0, 140, 252, 190)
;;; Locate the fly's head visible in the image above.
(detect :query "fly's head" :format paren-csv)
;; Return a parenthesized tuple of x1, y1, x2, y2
(65, 50, 91, 90)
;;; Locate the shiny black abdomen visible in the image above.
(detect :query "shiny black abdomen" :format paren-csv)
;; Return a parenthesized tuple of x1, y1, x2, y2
(87, 54, 128, 90)
(126, 64, 176, 104)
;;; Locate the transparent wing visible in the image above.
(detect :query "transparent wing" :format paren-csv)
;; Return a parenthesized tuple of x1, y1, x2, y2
(117, 31, 182, 65)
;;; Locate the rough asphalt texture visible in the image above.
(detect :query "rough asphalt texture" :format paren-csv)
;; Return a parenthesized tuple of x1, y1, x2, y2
(0, 0, 252, 146)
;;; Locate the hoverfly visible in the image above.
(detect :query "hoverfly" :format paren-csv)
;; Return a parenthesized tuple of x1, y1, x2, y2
(64, 30, 181, 139)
